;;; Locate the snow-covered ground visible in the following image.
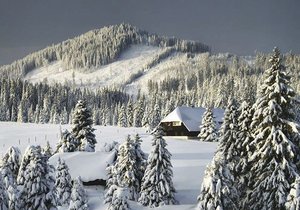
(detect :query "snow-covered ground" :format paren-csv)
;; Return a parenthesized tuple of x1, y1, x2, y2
(23, 44, 195, 95)
(24, 45, 163, 89)
(0, 122, 217, 209)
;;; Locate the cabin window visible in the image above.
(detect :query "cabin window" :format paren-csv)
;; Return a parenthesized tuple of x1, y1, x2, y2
(172, 121, 181, 126)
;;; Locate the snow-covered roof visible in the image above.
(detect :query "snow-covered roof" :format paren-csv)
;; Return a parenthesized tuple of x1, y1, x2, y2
(160, 106, 224, 132)
(49, 151, 115, 183)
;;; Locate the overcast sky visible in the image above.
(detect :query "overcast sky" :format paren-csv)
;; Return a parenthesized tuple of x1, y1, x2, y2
(0, 0, 299, 65)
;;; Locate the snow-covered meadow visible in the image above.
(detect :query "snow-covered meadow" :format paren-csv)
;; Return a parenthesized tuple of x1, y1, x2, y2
(0, 122, 217, 210)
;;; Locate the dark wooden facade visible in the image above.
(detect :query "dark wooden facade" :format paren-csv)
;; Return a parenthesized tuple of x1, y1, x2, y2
(160, 121, 200, 137)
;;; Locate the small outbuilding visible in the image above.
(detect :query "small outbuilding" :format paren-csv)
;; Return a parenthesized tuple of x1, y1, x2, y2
(49, 150, 116, 186)
(159, 106, 224, 138)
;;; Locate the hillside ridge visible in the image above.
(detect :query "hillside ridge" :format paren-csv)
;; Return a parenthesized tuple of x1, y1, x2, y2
(0, 23, 210, 78)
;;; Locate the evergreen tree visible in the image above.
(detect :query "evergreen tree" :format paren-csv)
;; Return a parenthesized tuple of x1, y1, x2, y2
(132, 134, 147, 188)
(114, 135, 140, 201)
(71, 100, 97, 152)
(150, 101, 161, 130)
(7, 185, 19, 210)
(107, 187, 130, 210)
(127, 100, 134, 127)
(247, 48, 300, 210)
(286, 177, 300, 210)
(69, 176, 88, 210)
(104, 165, 119, 206)
(42, 141, 53, 159)
(0, 175, 8, 210)
(198, 107, 217, 142)
(218, 99, 240, 174)
(235, 100, 254, 207)
(56, 129, 77, 153)
(134, 98, 144, 127)
(197, 153, 237, 210)
(18, 145, 56, 210)
(1, 146, 21, 180)
(118, 104, 127, 127)
(197, 99, 240, 210)
(55, 158, 72, 206)
(139, 126, 177, 207)
(17, 145, 37, 185)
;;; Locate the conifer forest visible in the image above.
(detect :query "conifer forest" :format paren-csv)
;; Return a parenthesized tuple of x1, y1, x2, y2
(0, 2, 300, 209)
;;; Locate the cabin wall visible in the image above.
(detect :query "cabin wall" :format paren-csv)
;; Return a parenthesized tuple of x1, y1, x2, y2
(161, 122, 199, 137)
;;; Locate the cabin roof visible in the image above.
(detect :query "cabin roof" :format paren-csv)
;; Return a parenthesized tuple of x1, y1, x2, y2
(49, 151, 116, 183)
(161, 106, 224, 132)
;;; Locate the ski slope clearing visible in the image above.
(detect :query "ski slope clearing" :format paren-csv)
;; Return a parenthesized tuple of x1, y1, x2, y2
(0, 122, 217, 209)
(24, 45, 163, 89)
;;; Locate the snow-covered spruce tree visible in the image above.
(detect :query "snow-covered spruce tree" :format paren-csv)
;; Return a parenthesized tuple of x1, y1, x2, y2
(198, 107, 217, 142)
(1, 146, 21, 181)
(134, 97, 144, 127)
(197, 152, 237, 210)
(104, 164, 118, 206)
(114, 135, 140, 201)
(197, 99, 239, 210)
(217, 99, 240, 173)
(235, 100, 254, 206)
(71, 100, 97, 152)
(17, 145, 37, 185)
(42, 141, 53, 159)
(108, 187, 130, 210)
(7, 185, 19, 210)
(247, 48, 300, 210)
(139, 126, 177, 207)
(0, 175, 8, 210)
(150, 101, 161, 130)
(55, 158, 72, 206)
(132, 134, 147, 187)
(127, 100, 134, 127)
(18, 145, 56, 210)
(56, 129, 77, 153)
(286, 177, 300, 210)
(118, 104, 127, 127)
(69, 176, 88, 210)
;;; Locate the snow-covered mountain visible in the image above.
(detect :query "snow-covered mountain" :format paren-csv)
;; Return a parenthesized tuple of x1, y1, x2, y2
(0, 24, 210, 93)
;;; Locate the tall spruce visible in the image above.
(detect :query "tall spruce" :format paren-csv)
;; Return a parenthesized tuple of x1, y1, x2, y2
(55, 158, 72, 206)
(218, 99, 240, 175)
(132, 133, 147, 188)
(56, 129, 77, 153)
(197, 99, 239, 210)
(118, 104, 127, 127)
(198, 107, 217, 142)
(71, 100, 97, 152)
(107, 187, 130, 210)
(286, 177, 300, 210)
(0, 175, 8, 210)
(69, 177, 88, 210)
(17, 145, 37, 185)
(197, 153, 237, 210)
(139, 126, 177, 207)
(235, 100, 254, 207)
(114, 135, 140, 201)
(104, 165, 118, 206)
(18, 145, 56, 210)
(247, 48, 300, 210)
(42, 141, 53, 159)
(0, 146, 21, 182)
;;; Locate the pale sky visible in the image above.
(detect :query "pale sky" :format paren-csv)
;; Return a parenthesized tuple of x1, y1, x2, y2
(0, 0, 299, 65)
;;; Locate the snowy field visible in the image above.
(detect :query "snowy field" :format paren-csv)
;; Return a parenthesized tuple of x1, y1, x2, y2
(0, 122, 217, 210)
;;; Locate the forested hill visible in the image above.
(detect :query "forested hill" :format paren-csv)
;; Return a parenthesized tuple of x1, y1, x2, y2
(0, 23, 210, 78)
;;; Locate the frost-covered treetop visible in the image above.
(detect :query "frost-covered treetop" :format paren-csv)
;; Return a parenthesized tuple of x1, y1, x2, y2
(247, 48, 300, 210)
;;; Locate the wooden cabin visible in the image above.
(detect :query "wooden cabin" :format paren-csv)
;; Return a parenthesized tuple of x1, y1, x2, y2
(159, 106, 224, 138)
